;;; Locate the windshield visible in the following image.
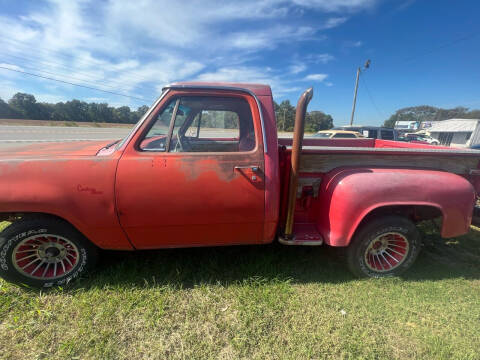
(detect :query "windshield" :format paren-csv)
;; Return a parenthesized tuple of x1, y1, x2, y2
(314, 132, 332, 138)
(115, 91, 168, 149)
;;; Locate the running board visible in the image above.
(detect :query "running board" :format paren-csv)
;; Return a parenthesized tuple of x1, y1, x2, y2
(278, 237, 323, 246)
(278, 223, 324, 246)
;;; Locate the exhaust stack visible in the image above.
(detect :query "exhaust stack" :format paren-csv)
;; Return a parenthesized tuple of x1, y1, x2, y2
(284, 87, 313, 238)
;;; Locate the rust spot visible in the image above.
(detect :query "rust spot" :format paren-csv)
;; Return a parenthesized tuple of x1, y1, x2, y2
(176, 156, 237, 182)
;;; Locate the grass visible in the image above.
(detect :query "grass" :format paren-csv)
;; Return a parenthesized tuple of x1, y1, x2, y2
(0, 222, 479, 359)
(63, 121, 78, 127)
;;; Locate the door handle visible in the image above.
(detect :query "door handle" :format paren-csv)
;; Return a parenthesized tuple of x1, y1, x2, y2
(234, 165, 259, 172)
(234, 165, 261, 182)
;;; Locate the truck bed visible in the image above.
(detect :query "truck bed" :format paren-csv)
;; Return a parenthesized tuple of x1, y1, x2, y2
(278, 138, 480, 175)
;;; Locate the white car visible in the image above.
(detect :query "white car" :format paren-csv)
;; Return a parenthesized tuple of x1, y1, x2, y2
(405, 133, 440, 145)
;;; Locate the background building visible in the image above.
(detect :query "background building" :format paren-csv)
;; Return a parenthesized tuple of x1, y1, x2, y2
(394, 120, 419, 135)
(428, 119, 480, 147)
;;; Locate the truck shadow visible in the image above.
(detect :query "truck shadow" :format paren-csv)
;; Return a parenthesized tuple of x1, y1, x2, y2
(79, 226, 480, 289)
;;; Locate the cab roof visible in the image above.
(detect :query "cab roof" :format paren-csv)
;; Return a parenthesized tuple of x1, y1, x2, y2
(164, 82, 272, 97)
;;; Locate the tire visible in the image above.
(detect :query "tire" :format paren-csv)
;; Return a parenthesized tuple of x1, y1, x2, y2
(346, 215, 421, 278)
(0, 216, 98, 288)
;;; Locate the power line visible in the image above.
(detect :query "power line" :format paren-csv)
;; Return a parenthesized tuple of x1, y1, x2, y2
(0, 47, 160, 91)
(0, 36, 118, 71)
(401, 30, 480, 65)
(0, 37, 164, 89)
(0, 65, 151, 103)
(360, 75, 386, 119)
(0, 58, 139, 94)
(0, 52, 150, 92)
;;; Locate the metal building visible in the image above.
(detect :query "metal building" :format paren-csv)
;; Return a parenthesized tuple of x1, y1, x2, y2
(429, 119, 480, 147)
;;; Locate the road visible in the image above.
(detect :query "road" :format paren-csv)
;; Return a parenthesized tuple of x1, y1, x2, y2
(0, 125, 296, 150)
(0, 125, 132, 150)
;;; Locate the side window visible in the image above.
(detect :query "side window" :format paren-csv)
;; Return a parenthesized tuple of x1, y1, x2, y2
(381, 130, 394, 140)
(170, 96, 255, 153)
(368, 129, 378, 138)
(333, 133, 356, 138)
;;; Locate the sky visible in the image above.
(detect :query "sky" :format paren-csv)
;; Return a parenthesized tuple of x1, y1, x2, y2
(0, 0, 478, 126)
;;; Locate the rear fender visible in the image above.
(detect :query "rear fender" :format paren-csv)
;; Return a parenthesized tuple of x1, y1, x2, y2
(316, 168, 475, 246)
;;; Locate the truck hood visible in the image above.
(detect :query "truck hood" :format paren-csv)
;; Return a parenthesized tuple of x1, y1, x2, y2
(0, 140, 114, 158)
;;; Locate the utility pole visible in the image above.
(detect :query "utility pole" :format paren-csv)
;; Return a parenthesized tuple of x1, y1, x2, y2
(350, 59, 371, 126)
(283, 108, 286, 132)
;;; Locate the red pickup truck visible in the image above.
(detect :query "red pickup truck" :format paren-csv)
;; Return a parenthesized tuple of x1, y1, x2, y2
(0, 82, 478, 288)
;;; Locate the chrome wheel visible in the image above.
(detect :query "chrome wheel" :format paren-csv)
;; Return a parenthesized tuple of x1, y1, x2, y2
(12, 234, 80, 280)
(364, 232, 409, 272)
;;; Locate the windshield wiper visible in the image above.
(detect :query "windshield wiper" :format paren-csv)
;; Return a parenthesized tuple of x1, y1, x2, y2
(104, 140, 120, 149)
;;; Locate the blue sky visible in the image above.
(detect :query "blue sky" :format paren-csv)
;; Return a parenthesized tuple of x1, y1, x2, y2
(0, 0, 478, 125)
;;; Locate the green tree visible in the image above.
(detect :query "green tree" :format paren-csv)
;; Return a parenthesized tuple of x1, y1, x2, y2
(113, 106, 132, 123)
(0, 98, 22, 118)
(8, 93, 40, 119)
(132, 105, 149, 122)
(276, 100, 296, 132)
(305, 111, 333, 132)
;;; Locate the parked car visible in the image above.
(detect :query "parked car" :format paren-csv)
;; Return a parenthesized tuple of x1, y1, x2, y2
(0, 83, 478, 288)
(333, 126, 397, 140)
(313, 130, 364, 139)
(404, 133, 440, 145)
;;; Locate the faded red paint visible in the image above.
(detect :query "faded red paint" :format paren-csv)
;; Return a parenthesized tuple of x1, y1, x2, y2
(0, 82, 478, 252)
(315, 168, 475, 246)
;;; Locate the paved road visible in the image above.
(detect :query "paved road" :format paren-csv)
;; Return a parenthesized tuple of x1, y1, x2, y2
(0, 125, 132, 142)
(0, 125, 132, 150)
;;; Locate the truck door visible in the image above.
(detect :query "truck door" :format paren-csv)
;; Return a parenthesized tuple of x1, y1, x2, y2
(115, 91, 265, 248)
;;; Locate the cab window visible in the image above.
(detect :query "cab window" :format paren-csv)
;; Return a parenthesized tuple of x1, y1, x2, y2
(333, 133, 357, 138)
(140, 96, 255, 153)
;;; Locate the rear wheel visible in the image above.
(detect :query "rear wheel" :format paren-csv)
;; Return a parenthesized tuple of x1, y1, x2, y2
(0, 217, 98, 288)
(347, 215, 421, 278)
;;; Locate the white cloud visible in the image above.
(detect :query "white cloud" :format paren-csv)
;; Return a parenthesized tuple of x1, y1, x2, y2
(343, 40, 363, 48)
(322, 17, 348, 29)
(0, 63, 23, 72)
(228, 26, 316, 50)
(196, 66, 301, 97)
(304, 73, 329, 82)
(306, 53, 335, 63)
(35, 93, 69, 104)
(289, 64, 307, 74)
(0, 0, 363, 105)
(105, 0, 293, 49)
(292, 0, 377, 12)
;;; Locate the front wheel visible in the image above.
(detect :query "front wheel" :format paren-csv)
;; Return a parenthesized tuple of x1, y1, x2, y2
(346, 215, 421, 278)
(0, 217, 98, 288)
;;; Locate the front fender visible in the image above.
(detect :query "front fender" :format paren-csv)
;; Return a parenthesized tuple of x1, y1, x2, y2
(316, 168, 475, 246)
(0, 157, 133, 250)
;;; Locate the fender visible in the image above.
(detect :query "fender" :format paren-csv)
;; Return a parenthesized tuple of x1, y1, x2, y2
(316, 167, 476, 246)
(0, 155, 133, 250)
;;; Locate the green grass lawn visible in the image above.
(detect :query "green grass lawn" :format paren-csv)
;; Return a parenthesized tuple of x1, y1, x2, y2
(0, 222, 479, 359)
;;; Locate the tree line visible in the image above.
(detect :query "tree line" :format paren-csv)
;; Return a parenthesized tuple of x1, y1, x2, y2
(274, 100, 333, 132)
(0, 92, 335, 132)
(0, 93, 149, 124)
(383, 105, 480, 128)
